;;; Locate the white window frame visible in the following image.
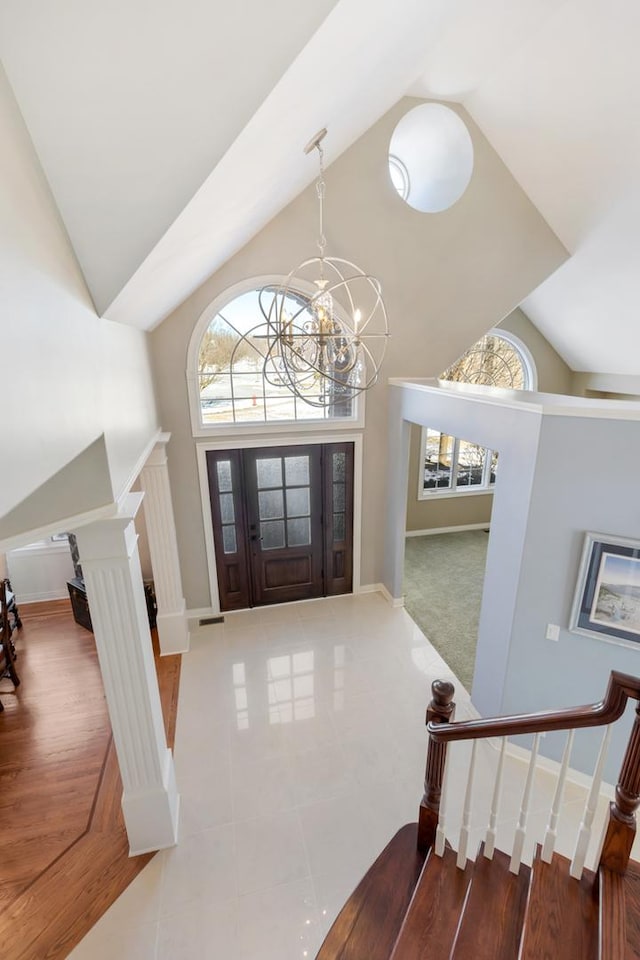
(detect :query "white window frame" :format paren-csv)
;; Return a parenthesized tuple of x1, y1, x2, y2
(417, 328, 536, 500)
(186, 276, 366, 438)
(490, 329, 537, 391)
(417, 428, 497, 501)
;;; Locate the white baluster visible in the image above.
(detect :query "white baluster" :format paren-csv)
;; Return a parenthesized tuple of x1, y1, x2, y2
(457, 739, 478, 870)
(509, 732, 541, 874)
(542, 729, 575, 863)
(484, 737, 507, 860)
(571, 724, 613, 879)
(434, 745, 452, 857)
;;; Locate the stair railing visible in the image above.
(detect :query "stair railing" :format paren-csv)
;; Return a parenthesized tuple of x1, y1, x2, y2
(418, 671, 640, 878)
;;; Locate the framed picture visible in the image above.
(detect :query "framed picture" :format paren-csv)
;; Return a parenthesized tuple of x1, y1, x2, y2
(570, 532, 640, 645)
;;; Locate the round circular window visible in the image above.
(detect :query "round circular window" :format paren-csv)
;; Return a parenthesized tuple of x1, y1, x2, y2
(388, 103, 474, 213)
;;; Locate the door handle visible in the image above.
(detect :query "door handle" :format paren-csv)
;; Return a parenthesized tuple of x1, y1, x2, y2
(250, 534, 263, 542)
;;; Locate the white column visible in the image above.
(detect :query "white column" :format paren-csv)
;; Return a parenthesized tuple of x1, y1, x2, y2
(72, 494, 179, 856)
(139, 434, 190, 655)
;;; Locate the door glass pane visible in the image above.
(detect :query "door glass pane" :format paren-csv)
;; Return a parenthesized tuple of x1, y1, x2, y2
(256, 458, 283, 489)
(333, 513, 345, 541)
(219, 492, 235, 523)
(284, 455, 309, 486)
(258, 489, 284, 520)
(222, 525, 237, 554)
(261, 520, 286, 550)
(287, 517, 311, 546)
(333, 452, 346, 482)
(333, 482, 345, 512)
(216, 460, 233, 492)
(286, 487, 310, 518)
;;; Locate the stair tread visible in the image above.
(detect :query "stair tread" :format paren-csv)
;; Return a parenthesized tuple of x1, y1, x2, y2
(624, 860, 640, 959)
(519, 846, 597, 960)
(390, 845, 472, 960)
(315, 823, 425, 960)
(451, 845, 531, 960)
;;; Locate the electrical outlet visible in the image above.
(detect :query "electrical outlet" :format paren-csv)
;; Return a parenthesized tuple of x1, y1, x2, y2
(545, 623, 560, 642)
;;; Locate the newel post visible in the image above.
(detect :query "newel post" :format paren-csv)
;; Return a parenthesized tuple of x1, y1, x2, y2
(418, 680, 455, 853)
(599, 702, 640, 874)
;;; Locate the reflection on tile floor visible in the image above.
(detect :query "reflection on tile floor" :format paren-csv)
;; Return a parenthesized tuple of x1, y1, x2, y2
(68, 593, 620, 959)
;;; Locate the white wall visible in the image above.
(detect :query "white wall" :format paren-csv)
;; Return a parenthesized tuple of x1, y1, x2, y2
(0, 0, 340, 314)
(386, 380, 640, 782)
(502, 413, 640, 782)
(0, 65, 160, 536)
(464, 1, 640, 377)
(150, 97, 567, 611)
(7, 540, 75, 602)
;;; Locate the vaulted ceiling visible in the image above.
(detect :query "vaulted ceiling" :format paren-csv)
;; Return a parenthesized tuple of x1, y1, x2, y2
(1, 0, 638, 375)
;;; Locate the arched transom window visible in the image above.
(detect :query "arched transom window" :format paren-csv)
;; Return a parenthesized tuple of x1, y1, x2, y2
(191, 284, 358, 429)
(419, 330, 536, 499)
(440, 331, 533, 390)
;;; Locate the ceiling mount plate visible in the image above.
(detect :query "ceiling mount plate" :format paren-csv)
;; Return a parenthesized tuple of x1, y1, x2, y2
(304, 127, 328, 155)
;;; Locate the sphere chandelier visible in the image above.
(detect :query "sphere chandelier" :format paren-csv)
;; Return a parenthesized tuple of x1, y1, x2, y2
(258, 129, 389, 409)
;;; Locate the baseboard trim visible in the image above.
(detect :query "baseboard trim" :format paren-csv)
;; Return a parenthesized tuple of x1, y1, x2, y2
(188, 585, 407, 619)
(405, 523, 491, 538)
(16, 589, 70, 603)
(359, 582, 404, 608)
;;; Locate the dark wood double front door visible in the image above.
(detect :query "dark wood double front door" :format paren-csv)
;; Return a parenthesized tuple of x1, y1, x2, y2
(207, 443, 354, 611)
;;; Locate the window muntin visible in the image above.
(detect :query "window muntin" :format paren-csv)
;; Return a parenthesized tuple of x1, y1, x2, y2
(419, 331, 532, 499)
(255, 452, 313, 551)
(388, 154, 410, 202)
(423, 429, 454, 491)
(196, 287, 357, 426)
(440, 332, 531, 390)
(420, 429, 497, 499)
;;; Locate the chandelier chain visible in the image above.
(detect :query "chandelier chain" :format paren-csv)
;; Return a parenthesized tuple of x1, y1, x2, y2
(315, 141, 327, 262)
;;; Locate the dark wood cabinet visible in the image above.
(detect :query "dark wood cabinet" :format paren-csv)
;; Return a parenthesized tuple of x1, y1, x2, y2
(67, 579, 157, 633)
(67, 578, 92, 631)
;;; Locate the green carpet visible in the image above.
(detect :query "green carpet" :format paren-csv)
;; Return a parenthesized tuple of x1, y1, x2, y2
(403, 530, 489, 692)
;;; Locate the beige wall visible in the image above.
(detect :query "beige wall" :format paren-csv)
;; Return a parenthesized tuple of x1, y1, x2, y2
(406, 306, 575, 533)
(150, 97, 567, 609)
(499, 308, 574, 394)
(571, 371, 640, 399)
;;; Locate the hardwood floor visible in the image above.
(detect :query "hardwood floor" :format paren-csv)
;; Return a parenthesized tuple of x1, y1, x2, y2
(0, 598, 181, 960)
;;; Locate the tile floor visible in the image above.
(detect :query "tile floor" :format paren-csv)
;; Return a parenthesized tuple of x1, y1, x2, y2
(68, 592, 619, 960)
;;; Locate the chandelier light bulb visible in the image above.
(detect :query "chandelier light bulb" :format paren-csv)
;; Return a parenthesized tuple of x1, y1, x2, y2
(312, 284, 334, 335)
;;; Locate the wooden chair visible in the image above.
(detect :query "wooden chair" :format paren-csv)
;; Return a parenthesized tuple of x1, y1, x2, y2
(0, 579, 20, 712)
(4, 578, 22, 637)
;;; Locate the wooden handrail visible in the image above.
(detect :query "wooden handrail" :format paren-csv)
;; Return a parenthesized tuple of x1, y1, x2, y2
(427, 671, 640, 743)
(419, 671, 640, 874)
